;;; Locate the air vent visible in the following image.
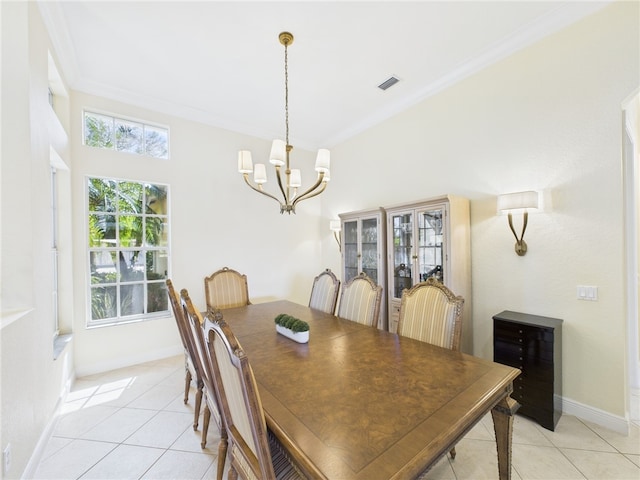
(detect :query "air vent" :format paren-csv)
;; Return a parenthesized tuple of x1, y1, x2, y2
(377, 76, 400, 91)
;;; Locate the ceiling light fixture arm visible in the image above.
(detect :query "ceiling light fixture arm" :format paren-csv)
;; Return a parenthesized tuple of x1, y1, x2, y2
(292, 173, 327, 207)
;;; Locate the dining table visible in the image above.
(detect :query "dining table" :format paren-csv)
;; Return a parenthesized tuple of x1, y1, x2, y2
(209, 300, 520, 480)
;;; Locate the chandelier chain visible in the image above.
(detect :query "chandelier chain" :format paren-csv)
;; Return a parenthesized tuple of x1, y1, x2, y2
(284, 42, 289, 147)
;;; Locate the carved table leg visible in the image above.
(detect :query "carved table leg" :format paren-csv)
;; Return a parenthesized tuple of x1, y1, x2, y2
(491, 395, 520, 480)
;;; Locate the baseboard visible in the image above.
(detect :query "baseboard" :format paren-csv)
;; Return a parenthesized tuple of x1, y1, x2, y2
(21, 376, 72, 479)
(75, 344, 183, 377)
(631, 388, 640, 423)
(559, 394, 630, 435)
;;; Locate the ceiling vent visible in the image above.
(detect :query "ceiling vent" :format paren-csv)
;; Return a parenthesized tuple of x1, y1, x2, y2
(377, 76, 400, 91)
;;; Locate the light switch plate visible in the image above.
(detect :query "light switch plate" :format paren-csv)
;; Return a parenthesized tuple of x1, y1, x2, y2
(577, 285, 598, 301)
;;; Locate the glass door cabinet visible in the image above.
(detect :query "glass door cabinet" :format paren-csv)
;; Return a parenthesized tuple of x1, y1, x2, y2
(385, 196, 470, 347)
(389, 207, 444, 299)
(339, 208, 387, 329)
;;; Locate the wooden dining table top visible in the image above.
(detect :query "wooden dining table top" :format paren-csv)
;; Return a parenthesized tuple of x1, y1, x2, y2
(214, 300, 520, 479)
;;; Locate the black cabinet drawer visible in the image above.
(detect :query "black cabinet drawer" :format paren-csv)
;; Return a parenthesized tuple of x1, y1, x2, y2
(494, 338, 554, 363)
(494, 321, 555, 344)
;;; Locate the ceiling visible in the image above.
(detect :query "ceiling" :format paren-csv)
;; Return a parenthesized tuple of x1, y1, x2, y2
(38, 1, 610, 151)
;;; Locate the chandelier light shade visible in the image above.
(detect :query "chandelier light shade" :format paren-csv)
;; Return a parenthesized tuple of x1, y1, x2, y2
(237, 32, 331, 214)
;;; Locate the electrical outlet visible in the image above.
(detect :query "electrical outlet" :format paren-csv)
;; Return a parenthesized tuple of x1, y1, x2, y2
(3, 443, 11, 474)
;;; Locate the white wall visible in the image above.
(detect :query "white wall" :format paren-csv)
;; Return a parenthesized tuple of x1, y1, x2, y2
(1, 3, 74, 479)
(69, 92, 328, 375)
(321, 1, 639, 423)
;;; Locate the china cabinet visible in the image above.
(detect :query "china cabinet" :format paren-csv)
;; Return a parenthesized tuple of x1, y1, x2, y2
(338, 208, 387, 329)
(385, 195, 471, 353)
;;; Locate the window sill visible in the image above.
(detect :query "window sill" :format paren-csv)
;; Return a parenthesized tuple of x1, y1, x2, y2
(53, 333, 73, 360)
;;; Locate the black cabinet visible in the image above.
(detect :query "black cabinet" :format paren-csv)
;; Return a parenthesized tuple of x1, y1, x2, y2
(493, 310, 563, 431)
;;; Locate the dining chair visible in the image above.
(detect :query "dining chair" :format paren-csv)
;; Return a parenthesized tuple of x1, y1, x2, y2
(397, 276, 464, 459)
(204, 266, 251, 311)
(180, 288, 228, 480)
(166, 279, 203, 430)
(204, 312, 305, 480)
(308, 268, 341, 314)
(337, 272, 383, 327)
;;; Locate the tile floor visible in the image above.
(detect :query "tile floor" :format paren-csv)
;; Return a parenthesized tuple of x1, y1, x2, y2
(32, 355, 640, 480)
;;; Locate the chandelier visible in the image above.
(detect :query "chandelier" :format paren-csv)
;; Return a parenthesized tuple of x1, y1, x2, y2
(237, 32, 330, 215)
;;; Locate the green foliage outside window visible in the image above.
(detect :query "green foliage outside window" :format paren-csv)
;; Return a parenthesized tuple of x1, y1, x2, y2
(84, 111, 168, 159)
(88, 177, 170, 325)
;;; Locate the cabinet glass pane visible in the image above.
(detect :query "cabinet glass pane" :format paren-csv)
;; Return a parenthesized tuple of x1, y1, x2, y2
(417, 208, 444, 283)
(361, 218, 379, 282)
(343, 220, 359, 282)
(391, 213, 413, 298)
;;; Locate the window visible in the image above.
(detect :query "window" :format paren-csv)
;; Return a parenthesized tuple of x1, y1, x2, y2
(51, 167, 59, 336)
(83, 111, 169, 159)
(87, 177, 170, 326)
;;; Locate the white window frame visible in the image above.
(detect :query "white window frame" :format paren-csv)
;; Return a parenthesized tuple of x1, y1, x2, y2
(83, 110, 170, 159)
(86, 176, 171, 328)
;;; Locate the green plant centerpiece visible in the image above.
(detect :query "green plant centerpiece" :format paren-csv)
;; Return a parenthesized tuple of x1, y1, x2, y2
(274, 313, 309, 343)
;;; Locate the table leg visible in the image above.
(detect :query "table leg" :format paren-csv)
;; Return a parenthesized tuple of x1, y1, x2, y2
(491, 395, 519, 480)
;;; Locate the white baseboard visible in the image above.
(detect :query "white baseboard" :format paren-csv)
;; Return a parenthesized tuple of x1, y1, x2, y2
(560, 395, 630, 435)
(631, 388, 640, 423)
(22, 376, 72, 479)
(75, 344, 183, 377)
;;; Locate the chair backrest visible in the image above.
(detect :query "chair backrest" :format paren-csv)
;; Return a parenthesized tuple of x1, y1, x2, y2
(204, 267, 251, 310)
(397, 277, 464, 351)
(179, 288, 223, 428)
(166, 279, 202, 380)
(337, 272, 383, 327)
(203, 313, 277, 479)
(308, 268, 341, 314)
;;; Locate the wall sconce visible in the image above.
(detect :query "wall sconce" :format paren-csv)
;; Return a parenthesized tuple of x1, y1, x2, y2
(329, 219, 341, 252)
(497, 191, 540, 256)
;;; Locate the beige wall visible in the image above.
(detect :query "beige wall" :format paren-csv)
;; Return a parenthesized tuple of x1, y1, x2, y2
(69, 92, 327, 375)
(321, 1, 639, 420)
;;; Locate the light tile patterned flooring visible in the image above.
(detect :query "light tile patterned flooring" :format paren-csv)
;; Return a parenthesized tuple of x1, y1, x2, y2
(33, 355, 640, 480)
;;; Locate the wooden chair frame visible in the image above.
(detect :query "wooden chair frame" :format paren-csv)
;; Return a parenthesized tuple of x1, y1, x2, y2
(337, 272, 383, 327)
(166, 279, 203, 430)
(308, 268, 341, 315)
(180, 289, 228, 480)
(397, 276, 464, 459)
(397, 277, 464, 351)
(204, 313, 304, 480)
(204, 266, 251, 311)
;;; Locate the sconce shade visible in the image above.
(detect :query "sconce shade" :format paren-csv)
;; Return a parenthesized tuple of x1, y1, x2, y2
(497, 191, 539, 212)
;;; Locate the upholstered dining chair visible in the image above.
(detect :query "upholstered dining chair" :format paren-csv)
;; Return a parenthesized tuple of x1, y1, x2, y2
(166, 279, 203, 431)
(337, 272, 383, 327)
(180, 288, 228, 480)
(204, 266, 251, 311)
(308, 268, 341, 314)
(397, 276, 464, 459)
(204, 312, 305, 480)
